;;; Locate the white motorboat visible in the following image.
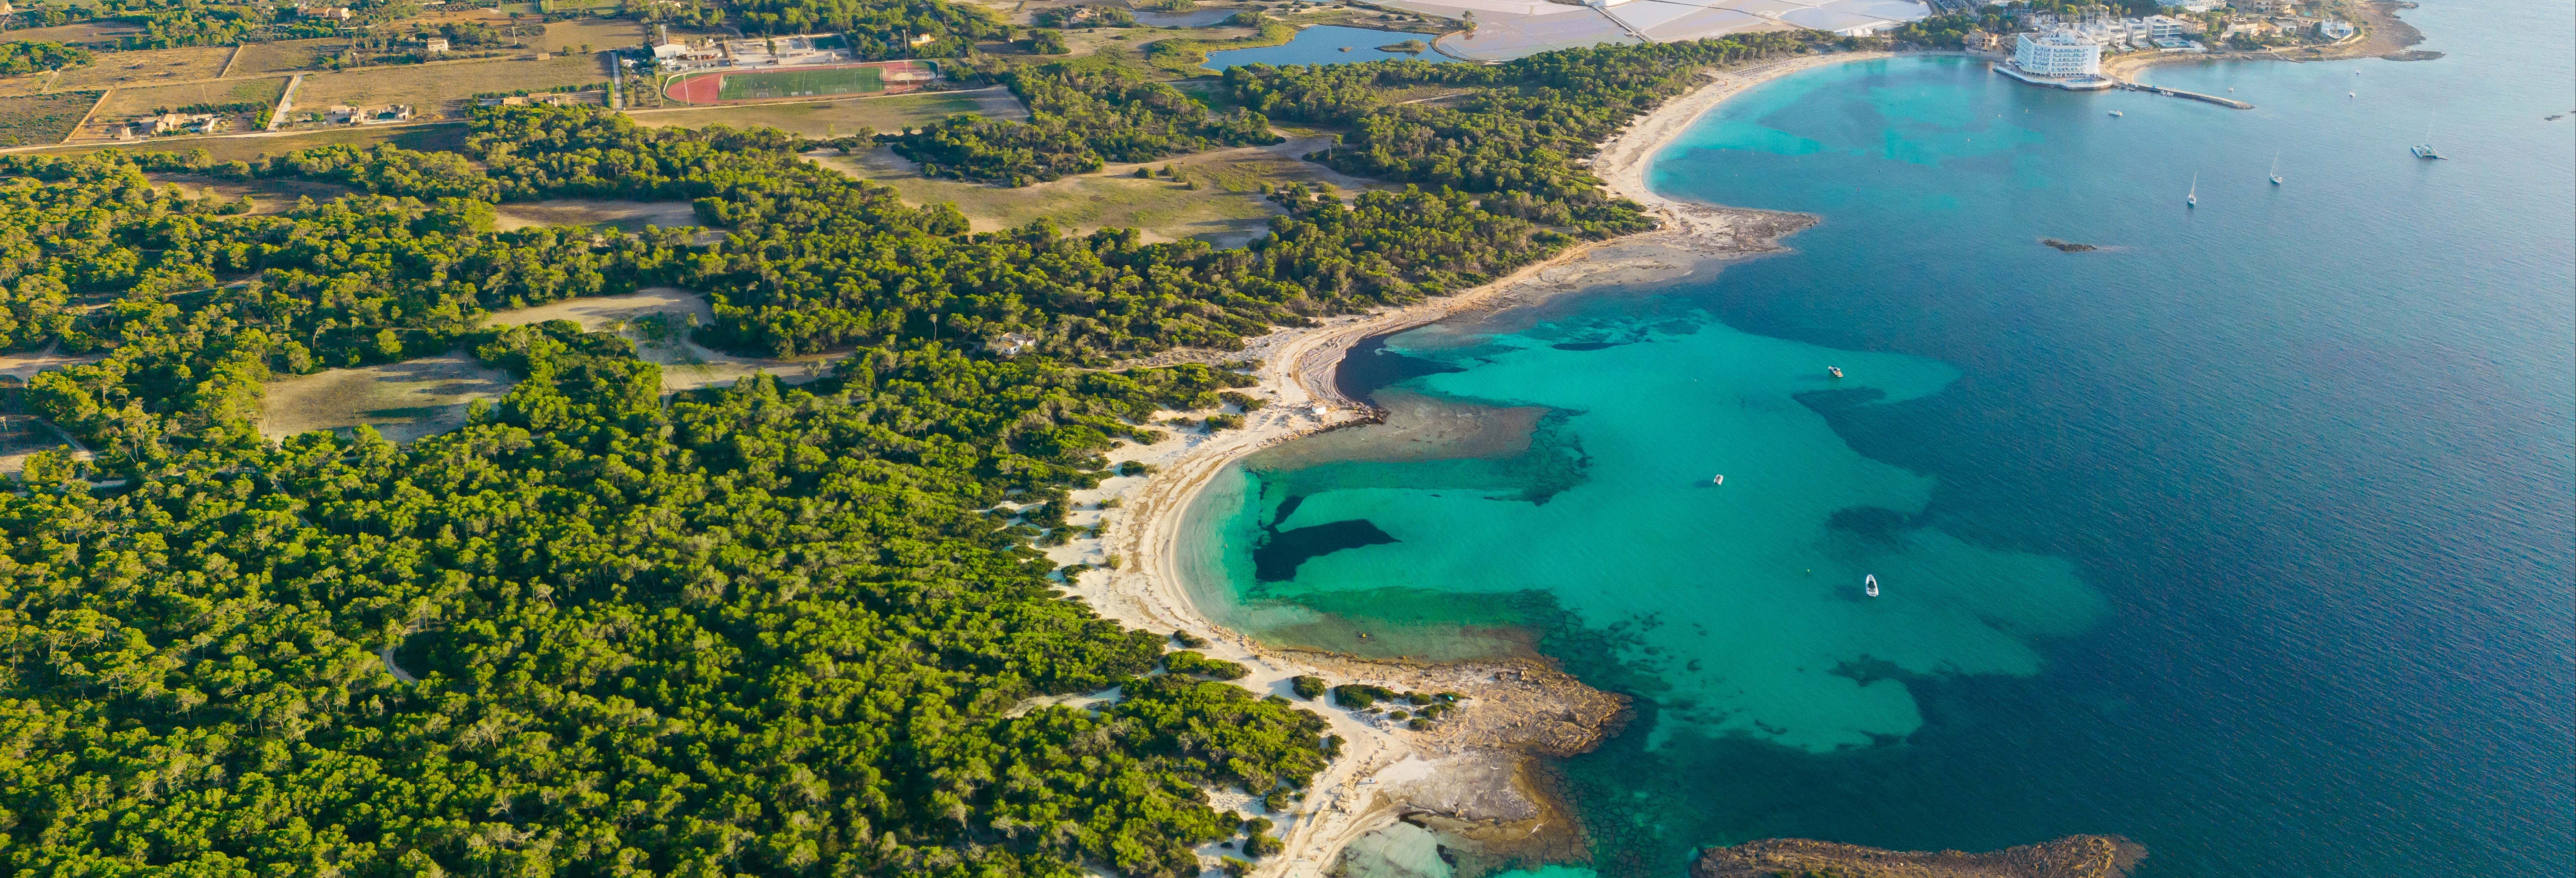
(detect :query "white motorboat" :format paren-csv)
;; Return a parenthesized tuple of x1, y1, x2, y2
(1864, 574, 1879, 598)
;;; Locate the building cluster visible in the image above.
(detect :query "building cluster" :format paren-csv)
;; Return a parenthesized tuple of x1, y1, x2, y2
(324, 104, 413, 125)
(289, 4, 354, 19)
(112, 112, 223, 140)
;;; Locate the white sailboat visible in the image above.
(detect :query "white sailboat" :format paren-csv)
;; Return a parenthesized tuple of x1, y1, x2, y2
(1864, 574, 1879, 598)
(2186, 173, 2198, 207)
(2269, 153, 2284, 186)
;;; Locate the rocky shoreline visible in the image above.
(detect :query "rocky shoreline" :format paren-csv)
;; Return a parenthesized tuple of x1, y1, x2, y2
(1693, 836, 2149, 878)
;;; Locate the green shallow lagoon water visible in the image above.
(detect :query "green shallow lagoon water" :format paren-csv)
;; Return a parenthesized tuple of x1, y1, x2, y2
(1183, 311, 2107, 752)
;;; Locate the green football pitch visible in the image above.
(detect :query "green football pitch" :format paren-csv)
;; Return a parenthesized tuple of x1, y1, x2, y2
(716, 67, 886, 100)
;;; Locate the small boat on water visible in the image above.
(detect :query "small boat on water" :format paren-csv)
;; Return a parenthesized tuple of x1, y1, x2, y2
(2186, 173, 2198, 208)
(2411, 117, 2445, 159)
(1864, 574, 1879, 598)
(2108, 110, 2123, 117)
(1712, 474, 1724, 485)
(2269, 152, 2284, 186)
(1827, 366, 1844, 379)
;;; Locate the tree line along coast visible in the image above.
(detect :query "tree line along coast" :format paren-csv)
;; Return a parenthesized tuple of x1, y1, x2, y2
(0, 23, 1832, 878)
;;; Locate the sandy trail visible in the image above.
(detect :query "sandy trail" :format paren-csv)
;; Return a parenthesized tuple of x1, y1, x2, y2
(1053, 50, 1901, 878)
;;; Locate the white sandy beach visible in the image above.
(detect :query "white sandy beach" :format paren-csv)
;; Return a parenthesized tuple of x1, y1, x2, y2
(1048, 49, 1903, 878)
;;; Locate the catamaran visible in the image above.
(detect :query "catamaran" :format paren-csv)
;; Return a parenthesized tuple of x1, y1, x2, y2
(2186, 173, 2198, 207)
(2411, 117, 2445, 159)
(1864, 574, 1879, 598)
(2270, 153, 2284, 185)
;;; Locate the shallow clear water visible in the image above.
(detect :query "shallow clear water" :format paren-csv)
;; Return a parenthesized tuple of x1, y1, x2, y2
(1203, 25, 1449, 70)
(1183, 2, 2573, 875)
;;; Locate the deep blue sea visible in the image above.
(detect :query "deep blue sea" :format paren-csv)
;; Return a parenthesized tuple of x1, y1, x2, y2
(1180, 2, 2574, 875)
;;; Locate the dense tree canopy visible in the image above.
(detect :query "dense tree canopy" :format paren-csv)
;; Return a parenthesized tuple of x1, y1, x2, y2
(0, 33, 1836, 877)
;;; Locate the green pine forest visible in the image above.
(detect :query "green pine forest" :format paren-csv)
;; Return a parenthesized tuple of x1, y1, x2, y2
(0, 30, 1814, 878)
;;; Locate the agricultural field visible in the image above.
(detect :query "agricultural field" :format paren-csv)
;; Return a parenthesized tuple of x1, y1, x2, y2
(485, 288, 834, 392)
(230, 38, 341, 76)
(630, 88, 1025, 137)
(662, 59, 934, 104)
(493, 199, 714, 240)
(91, 76, 290, 119)
(542, 18, 647, 53)
(258, 352, 516, 444)
(50, 46, 235, 90)
(4, 21, 147, 44)
(144, 173, 355, 214)
(816, 137, 1359, 248)
(0, 91, 102, 146)
(31, 123, 469, 162)
(287, 54, 608, 123)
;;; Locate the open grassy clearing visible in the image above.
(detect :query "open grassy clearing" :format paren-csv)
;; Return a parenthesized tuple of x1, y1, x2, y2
(816, 138, 1358, 248)
(629, 88, 1025, 137)
(0, 74, 53, 98)
(50, 47, 235, 90)
(231, 39, 342, 76)
(91, 76, 290, 119)
(258, 351, 515, 444)
(0, 344, 107, 381)
(0, 417, 82, 475)
(0, 92, 102, 146)
(287, 54, 608, 122)
(542, 18, 647, 53)
(486, 288, 834, 391)
(144, 173, 355, 214)
(5, 21, 147, 44)
(493, 199, 716, 241)
(25, 123, 470, 161)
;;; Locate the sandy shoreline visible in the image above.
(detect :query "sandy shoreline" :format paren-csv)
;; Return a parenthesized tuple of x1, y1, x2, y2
(1050, 50, 1894, 878)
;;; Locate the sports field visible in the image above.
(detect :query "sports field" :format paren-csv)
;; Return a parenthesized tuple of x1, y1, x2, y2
(663, 61, 934, 105)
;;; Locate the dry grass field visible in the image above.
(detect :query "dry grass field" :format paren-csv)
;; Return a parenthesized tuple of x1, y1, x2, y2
(0, 74, 53, 98)
(51, 47, 236, 90)
(0, 92, 102, 145)
(259, 352, 516, 444)
(494, 199, 715, 241)
(542, 18, 647, 53)
(630, 88, 1026, 137)
(5, 21, 148, 44)
(230, 39, 341, 77)
(288, 54, 609, 122)
(29, 123, 470, 162)
(486, 288, 832, 391)
(91, 77, 290, 117)
(815, 137, 1361, 248)
(146, 173, 356, 214)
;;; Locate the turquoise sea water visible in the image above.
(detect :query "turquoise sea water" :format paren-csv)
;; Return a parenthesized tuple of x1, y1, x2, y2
(1181, 2, 2573, 876)
(1203, 25, 1450, 70)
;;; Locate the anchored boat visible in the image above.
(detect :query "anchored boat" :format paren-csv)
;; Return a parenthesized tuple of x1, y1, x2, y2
(1864, 574, 1879, 598)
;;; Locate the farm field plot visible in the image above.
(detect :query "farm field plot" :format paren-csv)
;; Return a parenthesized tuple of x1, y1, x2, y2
(494, 199, 715, 241)
(259, 352, 515, 444)
(231, 39, 340, 76)
(542, 18, 646, 52)
(90, 77, 287, 119)
(0, 74, 52, 98)
(5, 21, 146, 44)
(289, 54, 607, 122)
(629, 88, 1024, 136)
(817, 139, 1355, 248)
(32, 123, 469, 162)
(146, 174, 355, 214)
(50, 47, 234, 90)
(0, 92, 102, 145)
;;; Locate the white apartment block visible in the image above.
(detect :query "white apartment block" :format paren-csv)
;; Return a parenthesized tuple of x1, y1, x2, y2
(2014, 30, 2104, 77)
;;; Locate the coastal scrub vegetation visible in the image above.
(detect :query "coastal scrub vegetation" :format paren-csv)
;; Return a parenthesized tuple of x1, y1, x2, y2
(0, 29, 1830, 877)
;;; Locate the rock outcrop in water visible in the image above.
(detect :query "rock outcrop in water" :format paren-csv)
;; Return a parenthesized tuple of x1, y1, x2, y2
(1692, 835, 2145, 878)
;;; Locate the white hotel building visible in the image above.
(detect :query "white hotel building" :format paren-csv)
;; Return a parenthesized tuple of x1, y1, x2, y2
(2012, 30, 2104, 77)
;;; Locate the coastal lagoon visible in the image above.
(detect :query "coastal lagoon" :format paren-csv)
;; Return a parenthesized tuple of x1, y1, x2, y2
(1202, 26, 1449, 70)
(1181, 2, 2573, 876)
